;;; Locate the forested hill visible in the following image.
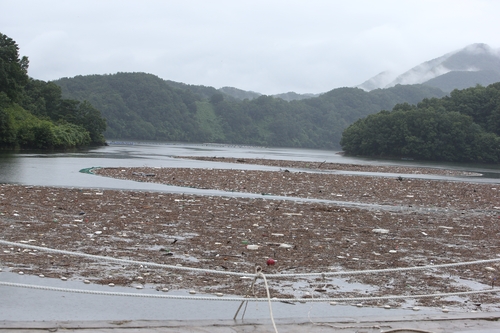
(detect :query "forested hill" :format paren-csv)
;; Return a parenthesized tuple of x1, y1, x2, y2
(0, 32, 106, 150)
(341, 83, 500, 163)
(53, 72, 446, 149)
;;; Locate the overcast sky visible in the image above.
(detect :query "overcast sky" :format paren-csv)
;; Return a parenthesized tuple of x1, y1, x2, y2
(1, 0, 499, 95)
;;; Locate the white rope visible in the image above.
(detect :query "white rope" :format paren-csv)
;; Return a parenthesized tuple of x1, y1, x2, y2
(2, 239, 500, 279)
(258, 268, 279, 333)
(382, 329, 436, 333)
(0, 240, 246, 277)
(1, 281, 499, 303)
(271, 258, 500, 278)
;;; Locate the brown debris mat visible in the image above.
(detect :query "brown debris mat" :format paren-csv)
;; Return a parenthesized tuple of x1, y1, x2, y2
(175, 156, 482, 176)
(1, 159, 499, 310)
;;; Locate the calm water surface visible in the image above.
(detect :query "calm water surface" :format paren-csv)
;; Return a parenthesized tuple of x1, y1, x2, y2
(1, 142, 499, 189)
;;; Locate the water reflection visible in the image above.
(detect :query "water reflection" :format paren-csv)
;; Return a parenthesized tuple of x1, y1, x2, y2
(0, 152, 24, 183)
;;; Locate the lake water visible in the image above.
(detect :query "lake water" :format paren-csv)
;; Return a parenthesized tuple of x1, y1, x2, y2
(1, 142, 499, 189)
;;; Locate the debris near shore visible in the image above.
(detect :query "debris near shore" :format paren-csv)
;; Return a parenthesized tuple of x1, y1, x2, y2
(1, 161, 499, 310)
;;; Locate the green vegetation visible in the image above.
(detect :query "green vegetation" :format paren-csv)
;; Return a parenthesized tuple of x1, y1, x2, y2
(0, 32, 106, 150)
(54, 72, 445, 149)
(340, 83, 500, 163)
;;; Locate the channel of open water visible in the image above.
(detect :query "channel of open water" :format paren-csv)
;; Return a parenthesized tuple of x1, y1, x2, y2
(1, 142, 499, 321)
(0, 142, 499, 187)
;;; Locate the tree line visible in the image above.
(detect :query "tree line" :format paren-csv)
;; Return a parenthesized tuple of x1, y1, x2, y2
(340, 83, 500, 163)
(54, 72, 446, 150)
(0, 32, 106, 150)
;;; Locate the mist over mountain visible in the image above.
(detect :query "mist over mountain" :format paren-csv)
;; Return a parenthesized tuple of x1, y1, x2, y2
(218, 86, 319, 102)
(358, 43, 500, 92)
(271, 91, 320, 101)
(162, 43, 499, 100)
(214, 43, 500, 98)
(356, 70, 397, 92)
(218, 86, 261, 100)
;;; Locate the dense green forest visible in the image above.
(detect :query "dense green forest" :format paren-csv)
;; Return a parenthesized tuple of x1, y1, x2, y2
(54, 72, 445, 149)
(340, 83, 500, 163)
(0, 33, 106, 150)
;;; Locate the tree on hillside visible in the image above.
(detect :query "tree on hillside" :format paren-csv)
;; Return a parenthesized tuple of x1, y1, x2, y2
(0, 32, 29, 103)
(21, 79, 63, 118)
(0, 107, 15, 145)
(70, 100, 107, 143)
(0, 32, 107, 149)
(340, 83, 500, 163)
(20, 79, 107, 145)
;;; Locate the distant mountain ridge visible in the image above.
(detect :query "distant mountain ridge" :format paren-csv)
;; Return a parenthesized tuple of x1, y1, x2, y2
(358, 43, 500, 92)
(53, 72, 445, 148)
(218, 86, 261, 100)
(272, 91, 320, 101)
(217, 86, 319, 101)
